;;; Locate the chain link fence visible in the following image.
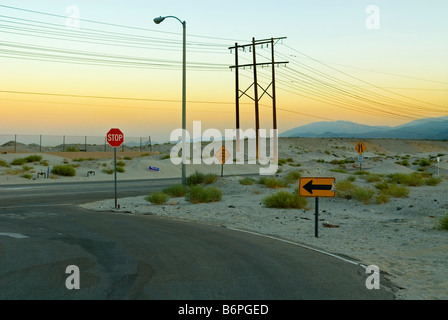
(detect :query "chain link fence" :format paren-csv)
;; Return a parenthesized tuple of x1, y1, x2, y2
(0, 134, 155, 153)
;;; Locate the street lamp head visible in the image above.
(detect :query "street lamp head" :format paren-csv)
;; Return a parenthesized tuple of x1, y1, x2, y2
(153, 16, 165, 24)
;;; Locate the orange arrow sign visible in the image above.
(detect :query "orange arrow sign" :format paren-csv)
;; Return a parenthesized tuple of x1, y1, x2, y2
(299, 177, 335, 197)
(355, 142, 366, 155)
(215, 146, 231, 165)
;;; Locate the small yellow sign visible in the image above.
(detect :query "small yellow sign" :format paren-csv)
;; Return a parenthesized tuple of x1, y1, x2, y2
(299, 177, 335, 197)
(355, 142, 367, 155)
(215, 146, 231, 165)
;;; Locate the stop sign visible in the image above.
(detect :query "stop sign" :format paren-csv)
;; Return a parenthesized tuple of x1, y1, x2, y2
(107, 128, 124, 148)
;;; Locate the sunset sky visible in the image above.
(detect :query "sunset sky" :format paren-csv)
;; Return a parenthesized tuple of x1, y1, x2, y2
(1, 0, 447, 142)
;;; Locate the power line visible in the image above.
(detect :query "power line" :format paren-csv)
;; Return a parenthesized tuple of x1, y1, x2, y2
(281, 44, 447, 111)
(0, 4, 246, 43)
(0, 90, 244, 105)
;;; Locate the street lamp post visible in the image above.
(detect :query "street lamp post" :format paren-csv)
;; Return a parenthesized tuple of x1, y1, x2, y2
(154, 16, 187, 186)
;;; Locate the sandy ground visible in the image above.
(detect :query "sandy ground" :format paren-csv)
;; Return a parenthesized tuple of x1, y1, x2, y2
(1, 138, 448, 300)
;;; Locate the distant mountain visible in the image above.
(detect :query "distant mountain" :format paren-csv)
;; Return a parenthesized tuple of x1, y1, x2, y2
(280, 116, 448, 140)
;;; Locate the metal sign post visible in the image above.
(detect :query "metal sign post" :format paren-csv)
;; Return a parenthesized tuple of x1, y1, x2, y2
(299, 177, 336, 238)
(215, 146, 231, 177)
(315, 197, 319, 238)
(114, 147, 117, 209)
(107, 128, 124, 210)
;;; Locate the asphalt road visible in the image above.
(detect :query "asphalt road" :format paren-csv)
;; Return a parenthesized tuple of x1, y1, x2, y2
(0, 179, 396, 300)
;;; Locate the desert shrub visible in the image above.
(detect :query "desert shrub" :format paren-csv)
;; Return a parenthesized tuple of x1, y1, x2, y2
(11, 155, 43, 165)
(40, 160, 49, 166)
(395, 160, 410, 167)
(184, 171, 218, 186)
(257, 177, 267, 185)
(185, 185, 222, 204)
(425, 177, 442, 186)
(116, 166, 125, 173)
(186, 171, 204, 186)
(346, 175, 356, 182)
(262, 190, 308, 209)
(284, 171, 302, 184)
(289, 162, 301, 167)
(20, 174, 33, 180)
(364, 174, 383, 183)
(375, 194, 390, 204)
(330, 168, 347, 173)
(103, 169, 114, 175)
(353, 187, 375, 204)
(123, 156, 133, 160)
(418, 158, 431, 167)
(382, 184, 410, 198)
(354, 170, 370, 176)
(51, 165, 76, 176)
(116, 161, 126, 167)
(263, 177, 288, 189)
(335, 180, 357, 198)
(145, 192, 169, 205)
(66, 146, 80, 152)
(387, 173, 424, 186)
(203, 173, 219, 185)
(164, 184, 188, 197)
(161, 154, 171, 160)
(0, 159, 10, 167)
(331, 159, 355, 165)
(437, 214, 448, 231)
(278, 158, 288, 166)
(11, 158, 27, 166)
(239, 177, 256, 185)
(22, 165, 33, 171)
(73, 158, 97, 162)
(25, 155, 42, 162)
(374, 181, 390, 191)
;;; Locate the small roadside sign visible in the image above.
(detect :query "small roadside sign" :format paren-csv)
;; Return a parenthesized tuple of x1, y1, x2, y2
(107, 128, 124, 148)
(355, 142, 367, 155)
(358, 155, 364, 163)
(299, 177, 336, 238)
(216, 146, 231, 177)
(299, 177, 335, 198)
(215, 146, 231, 165)
(106, 128, 124, 209)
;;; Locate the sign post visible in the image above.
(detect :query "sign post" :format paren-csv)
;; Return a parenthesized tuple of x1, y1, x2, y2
(215, 146, 231, 177)
(107, 128, 124, 209)
(355, 142, 367, 172)
(299, 177, 335, 238)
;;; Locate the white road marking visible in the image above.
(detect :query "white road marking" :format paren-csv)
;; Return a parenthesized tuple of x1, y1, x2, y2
(227, 227, 367, 269)
(0, 232, 29, 239)
(0, 203, 73, 209)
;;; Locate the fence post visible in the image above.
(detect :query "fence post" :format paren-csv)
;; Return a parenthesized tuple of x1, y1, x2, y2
(14, 134, 17, 152)
(63, 135, 65, 152)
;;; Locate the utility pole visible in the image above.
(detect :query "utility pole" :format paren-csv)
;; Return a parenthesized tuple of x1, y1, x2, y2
(229, 37, 287, 162)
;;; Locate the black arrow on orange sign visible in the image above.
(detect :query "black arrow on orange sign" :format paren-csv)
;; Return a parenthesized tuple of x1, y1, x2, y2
(303, 180, 333, 194)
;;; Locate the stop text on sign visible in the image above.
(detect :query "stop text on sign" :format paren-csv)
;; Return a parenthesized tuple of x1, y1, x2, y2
(108, 133, 123, 142)
(106, 128, 124, 147)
